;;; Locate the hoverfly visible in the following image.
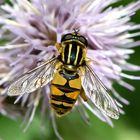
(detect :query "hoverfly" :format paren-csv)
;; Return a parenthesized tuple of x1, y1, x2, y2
(7, 30, 119, 119)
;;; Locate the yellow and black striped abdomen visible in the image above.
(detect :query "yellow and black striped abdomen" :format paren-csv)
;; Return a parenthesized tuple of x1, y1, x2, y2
(61, 42, 84, 66)
(50, 69, 81, 116)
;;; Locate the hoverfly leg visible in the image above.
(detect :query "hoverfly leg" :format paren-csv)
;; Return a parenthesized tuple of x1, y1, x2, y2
(55, 43, 62, 53)
(50, 110, 64, 140)
(85, 57, 93, 64)
(80, 88, 88, 102)
(55, 61, 62, 70)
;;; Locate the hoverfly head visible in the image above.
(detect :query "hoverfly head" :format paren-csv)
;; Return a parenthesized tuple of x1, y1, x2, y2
(61, 29, 88, 47)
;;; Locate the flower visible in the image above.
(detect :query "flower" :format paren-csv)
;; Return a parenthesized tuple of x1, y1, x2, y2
(0, 0, 140, 139)
(0, 60, 23, 119)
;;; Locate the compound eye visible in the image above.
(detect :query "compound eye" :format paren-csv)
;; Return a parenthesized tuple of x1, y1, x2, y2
(61, 33, 73, 42)
(79, 36, 88, 46)
(64, 34, 73, 40)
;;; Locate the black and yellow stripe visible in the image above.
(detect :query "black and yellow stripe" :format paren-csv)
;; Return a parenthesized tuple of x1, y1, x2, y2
(61, 42, 85, 66)
(50, 94, 76, 115)
(51, 69, 81, 116)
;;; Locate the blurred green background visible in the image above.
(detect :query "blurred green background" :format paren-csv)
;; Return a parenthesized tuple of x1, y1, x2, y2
(0, 0, 140, 140)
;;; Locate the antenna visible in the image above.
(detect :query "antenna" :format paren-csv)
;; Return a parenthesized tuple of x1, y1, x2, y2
(73, 28, 80, 35)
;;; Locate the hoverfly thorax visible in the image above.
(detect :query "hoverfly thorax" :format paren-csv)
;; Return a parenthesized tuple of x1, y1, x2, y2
(60, 32, 88, 69)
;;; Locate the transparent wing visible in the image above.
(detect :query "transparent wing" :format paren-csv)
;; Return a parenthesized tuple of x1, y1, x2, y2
(81, 65, 119, 119)
(8, 57, 57, 96)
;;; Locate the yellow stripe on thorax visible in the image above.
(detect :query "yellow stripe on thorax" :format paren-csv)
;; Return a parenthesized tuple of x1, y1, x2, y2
(62, 44, 65, 62)
(74, 45, 80, 65)
(79, 48, 86, 65)
(67, 44, 72, 64)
